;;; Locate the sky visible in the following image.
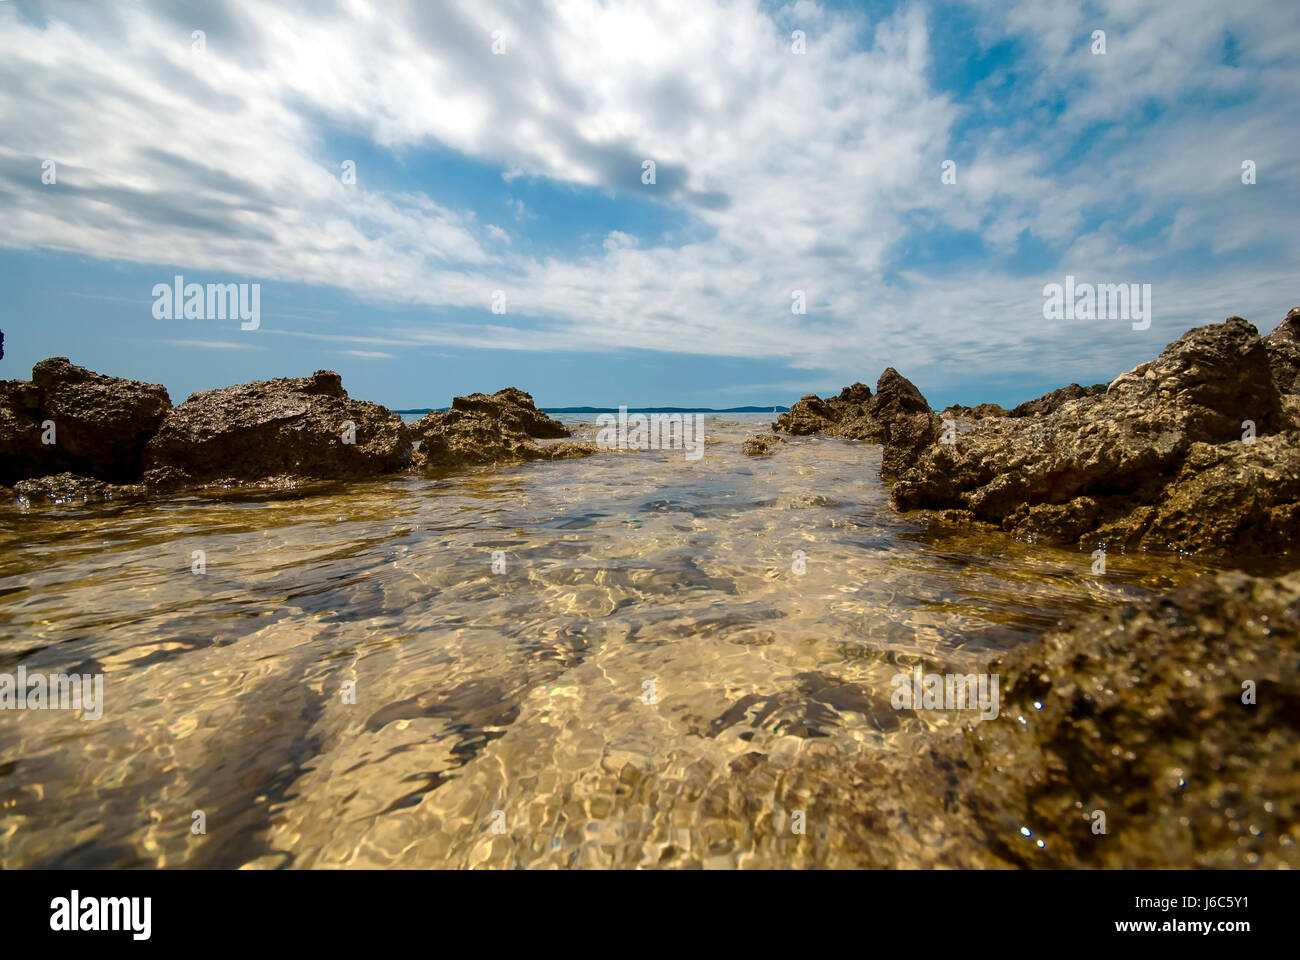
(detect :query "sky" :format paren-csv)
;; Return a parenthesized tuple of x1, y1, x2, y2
(1, 0, 1297, 411)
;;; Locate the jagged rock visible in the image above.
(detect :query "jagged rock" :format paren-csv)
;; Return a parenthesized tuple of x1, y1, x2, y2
(741, 433, 786, 456)
(0, 358, 171, 485)
(1265, 306, 1300, 397)
(880, 412, 940, 481)
(407, 387, 594, 470)
(1008, 383, 1105, 418)
(774, 368, 931, 443)
(940, 402, 1008, 420)
(143, 370, 409, 484)
(890, 316, 1296, 557)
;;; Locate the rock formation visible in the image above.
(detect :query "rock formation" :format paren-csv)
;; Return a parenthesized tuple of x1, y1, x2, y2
(0, 357, 171, 486)
(143, 370, 410, 485)
(406, 387, 594, 471)
(889, 313, 1300, 558)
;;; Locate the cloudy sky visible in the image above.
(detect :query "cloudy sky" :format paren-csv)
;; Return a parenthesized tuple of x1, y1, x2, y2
(1, 0, 1297, 409)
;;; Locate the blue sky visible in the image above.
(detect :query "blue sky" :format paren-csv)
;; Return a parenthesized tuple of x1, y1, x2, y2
(1, 0, 1297, 411)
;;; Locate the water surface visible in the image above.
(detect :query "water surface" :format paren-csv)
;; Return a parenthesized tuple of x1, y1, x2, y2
(0, 414, 1221, 867)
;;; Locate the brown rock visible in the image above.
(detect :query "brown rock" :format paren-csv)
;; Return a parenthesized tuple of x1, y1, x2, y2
(1008, 383, 1104, 418)
(741, 433, 787, 456)
(143, 370, 409, 484)
(407, 387, 593, 470)
(774, 368, 931, 444)
(890, 315, 1296, 557)
(0, 358, 171, 485)
(1265, 306, 1300, 397)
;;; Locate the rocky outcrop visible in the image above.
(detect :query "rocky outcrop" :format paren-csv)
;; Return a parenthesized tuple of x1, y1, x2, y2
(1007, 382, 1106, 418)
(890, 314, 1300, 557)
(939, 402, 1008, 420)
(0, 358, 171, 486)
(407, 387, 594, 471)
(1266, 306, 1300, 395)
(774, 368, 931, 443)
(143, 370, 410, 485)
(741, 433, 786, 456)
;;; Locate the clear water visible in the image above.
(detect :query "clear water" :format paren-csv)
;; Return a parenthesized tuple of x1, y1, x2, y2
(0, 414, 1221, 867)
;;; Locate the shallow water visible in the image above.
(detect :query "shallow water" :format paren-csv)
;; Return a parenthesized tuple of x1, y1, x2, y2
(0, 414, 1223, 868)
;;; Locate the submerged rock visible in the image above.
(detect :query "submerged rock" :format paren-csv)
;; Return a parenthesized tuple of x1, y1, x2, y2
(711, 569, 1300, 868)
(890, 313, 1300, 557)
(908, 569, 1300, 867)
(0, 358, 171, 486)
(143, 370, 410, 485)
(407, 387, 595, 470)
(741, 433, 787, 456)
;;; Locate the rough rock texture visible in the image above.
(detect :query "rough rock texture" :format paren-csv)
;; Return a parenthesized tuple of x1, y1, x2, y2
(908, 570, 1300, 867)
(741, 433, 787, 456)
(143, 370, 410, 484)
(407, 387, 594, 470)
(1265, 306, 1300, 395)
(13, 472, 115, 504)
(773, 368, 931, 442)
(940, 402, 1008, 420)
(724, 570, 1300, 868)
(0, 358, 171, 485)
(890, 315, 1300, 556)
(1008, 383, 1106, 419)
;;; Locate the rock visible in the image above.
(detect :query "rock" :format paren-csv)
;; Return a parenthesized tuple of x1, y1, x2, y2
(0, 358, 171, 485)
(941, 402, 1008, 420)
(742, 433, 787, 456)
(711, 569, 1300, 868)
(906, 569, 1300, 867)
(1008, 383, 1105, 418)
(1265, 306, 1300, 397)
(890, 316, 1297, 557)
(143, 370, 410, 484)
(772, 392, 845, 436)
(407, 387, 594, 470)
(774, 368, 931, 443)
(880, 412, 940, 481)
(13, 472, 114, 504)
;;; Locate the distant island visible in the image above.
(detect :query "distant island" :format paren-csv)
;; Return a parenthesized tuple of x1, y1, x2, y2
(393, 405, 791, 415)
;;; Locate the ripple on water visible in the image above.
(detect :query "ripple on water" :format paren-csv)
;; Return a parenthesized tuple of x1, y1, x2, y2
(0, 414, 1225, 867)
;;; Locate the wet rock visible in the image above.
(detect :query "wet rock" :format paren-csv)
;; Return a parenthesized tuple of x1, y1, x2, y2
(13, 472, 115, 504)
(1008, 383, 1105, 418)
(407, 387, 594, 470)
(711, 569, 1300, 868)
(910, 569, 1300, 867)
(742, 433, 787, 456)
(0, 358, 171, 485)
(890, 316, 1297, 557)
(774, 368, 931, 443)
(143, 370, 410, 484)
